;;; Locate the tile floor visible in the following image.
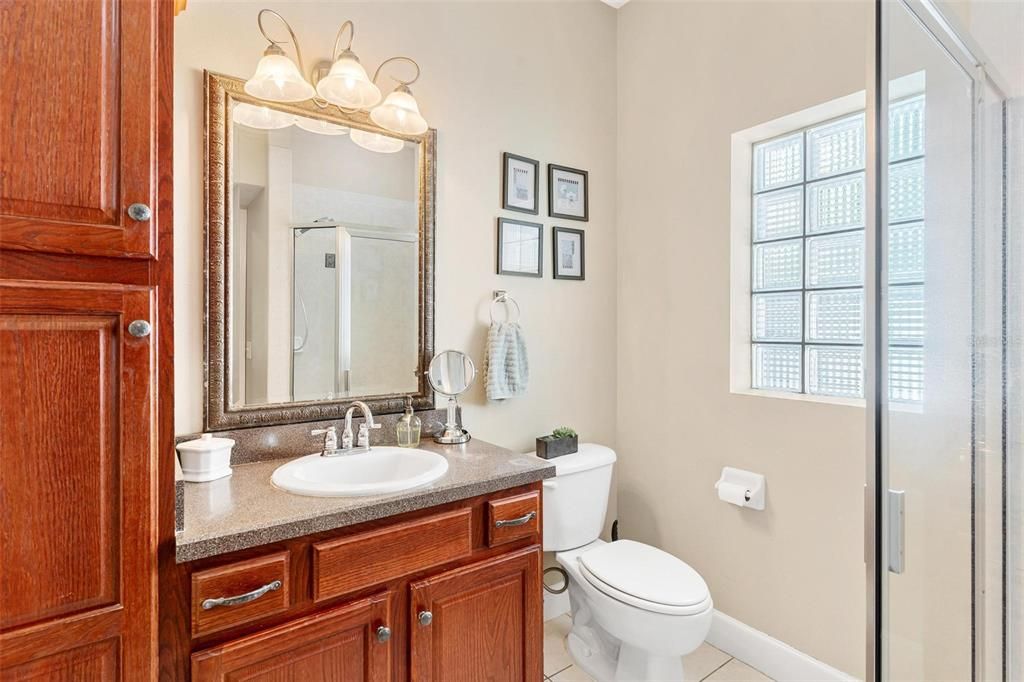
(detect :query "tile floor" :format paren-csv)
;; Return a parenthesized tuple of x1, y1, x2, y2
(543, 615, 773, 682)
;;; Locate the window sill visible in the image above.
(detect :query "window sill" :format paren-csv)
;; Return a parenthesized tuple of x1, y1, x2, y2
(731, 387, 865, 408)
(730, 388, 924, 414)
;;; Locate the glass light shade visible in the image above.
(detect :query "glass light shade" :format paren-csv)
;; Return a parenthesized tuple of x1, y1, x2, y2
(232, 102, 294, 130)
(369, 85, 428, 135)
(316, 54, 382, 109)
(244, 52, 315, 103)
(349, 128, 404, 154)
(294, 116, 349, 136)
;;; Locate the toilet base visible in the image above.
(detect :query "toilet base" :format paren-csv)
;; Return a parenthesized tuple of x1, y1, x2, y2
(566, 620, 687, 682)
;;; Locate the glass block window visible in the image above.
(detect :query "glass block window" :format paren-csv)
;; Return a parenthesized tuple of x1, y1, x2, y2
(749, 95, 925, 401)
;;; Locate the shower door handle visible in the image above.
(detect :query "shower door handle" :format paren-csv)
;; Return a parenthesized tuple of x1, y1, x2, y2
(887, 489, 905, 574)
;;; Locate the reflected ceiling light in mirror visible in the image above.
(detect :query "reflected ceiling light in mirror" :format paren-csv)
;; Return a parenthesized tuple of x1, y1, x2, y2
(244, 10, 315, 102)
(294, 116, 349, 136)
(232, 102, 294, 130)
(350, 129, 404, 154)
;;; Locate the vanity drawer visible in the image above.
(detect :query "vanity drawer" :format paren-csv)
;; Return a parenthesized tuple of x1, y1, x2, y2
(487, 491, 541, 547)
(191, 551, 290, 637)
(313, 508, 472, 603)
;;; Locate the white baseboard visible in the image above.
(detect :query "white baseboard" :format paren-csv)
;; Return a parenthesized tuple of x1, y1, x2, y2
(706, 610, 857, 682)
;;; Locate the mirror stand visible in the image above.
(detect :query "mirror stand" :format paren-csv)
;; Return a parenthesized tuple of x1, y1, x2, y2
(435, 395, 471, 444)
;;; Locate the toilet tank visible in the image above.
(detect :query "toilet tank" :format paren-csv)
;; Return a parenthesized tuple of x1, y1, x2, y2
(536, 443, 616, 551)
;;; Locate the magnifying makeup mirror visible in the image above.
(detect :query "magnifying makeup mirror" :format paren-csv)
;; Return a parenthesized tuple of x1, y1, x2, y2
(426, 350, 475, 444)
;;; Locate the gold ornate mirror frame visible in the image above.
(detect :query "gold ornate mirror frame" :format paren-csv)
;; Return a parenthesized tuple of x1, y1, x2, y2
(203, 70, 436, 430)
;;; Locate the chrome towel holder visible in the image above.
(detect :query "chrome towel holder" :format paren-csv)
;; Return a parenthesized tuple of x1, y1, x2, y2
(490, 289, 521, 324)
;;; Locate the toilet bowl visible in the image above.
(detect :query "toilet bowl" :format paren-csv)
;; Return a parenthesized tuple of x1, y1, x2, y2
(538, 444, 712, 682)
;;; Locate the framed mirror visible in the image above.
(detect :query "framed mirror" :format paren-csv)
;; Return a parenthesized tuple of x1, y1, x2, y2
(204, 71, 435, 429)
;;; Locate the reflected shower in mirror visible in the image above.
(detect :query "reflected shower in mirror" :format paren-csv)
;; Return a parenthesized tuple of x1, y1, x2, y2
(229, 102, 420, 409)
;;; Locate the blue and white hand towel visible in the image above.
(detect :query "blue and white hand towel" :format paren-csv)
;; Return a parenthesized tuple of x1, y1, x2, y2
(485, 321, 529, 401)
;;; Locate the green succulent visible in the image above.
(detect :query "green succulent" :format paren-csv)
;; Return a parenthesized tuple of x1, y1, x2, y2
(552, 427, 577, 439)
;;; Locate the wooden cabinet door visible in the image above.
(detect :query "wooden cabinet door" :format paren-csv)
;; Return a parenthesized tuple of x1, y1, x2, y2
(0, 281, 157, 679)
(0, 0, 160, 258)
(191, 591, 393, 682)
(409, 546, 542, 682)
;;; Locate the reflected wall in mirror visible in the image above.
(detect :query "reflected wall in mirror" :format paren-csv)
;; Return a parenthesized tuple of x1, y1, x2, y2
(206, 71, 435, 429)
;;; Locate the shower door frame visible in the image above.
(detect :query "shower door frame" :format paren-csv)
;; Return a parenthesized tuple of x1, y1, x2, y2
(867, 1, 1012, 680)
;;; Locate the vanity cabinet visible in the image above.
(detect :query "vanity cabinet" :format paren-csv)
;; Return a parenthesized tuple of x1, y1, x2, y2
(192, 591, 393, 681)
(410, 547, 542, 681)
(176, 484, 544, 682)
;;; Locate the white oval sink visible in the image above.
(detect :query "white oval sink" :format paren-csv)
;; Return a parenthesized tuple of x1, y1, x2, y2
(271, 447, 449, 498)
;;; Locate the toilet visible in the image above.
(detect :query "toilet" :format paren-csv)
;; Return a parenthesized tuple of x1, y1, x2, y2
(540, 443, 712, 682)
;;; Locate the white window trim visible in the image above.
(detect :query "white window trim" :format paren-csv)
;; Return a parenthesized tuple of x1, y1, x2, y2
(730, 74, 926, 408)
(730, 92, 867, 407)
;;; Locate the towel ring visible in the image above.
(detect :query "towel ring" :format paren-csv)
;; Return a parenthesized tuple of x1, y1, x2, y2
(490, 291, 521, 324)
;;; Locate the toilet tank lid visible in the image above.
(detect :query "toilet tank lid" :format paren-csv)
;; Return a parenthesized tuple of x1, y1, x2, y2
(531, 442, 616, 476)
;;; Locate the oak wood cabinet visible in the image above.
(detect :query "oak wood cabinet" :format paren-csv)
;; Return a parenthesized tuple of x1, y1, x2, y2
(410, 547, 542, 682)
(192, 592, 393, 682)
(0, 0, 164, 259)
(0, 0, 172, 679)
(177, 484, 544, 682)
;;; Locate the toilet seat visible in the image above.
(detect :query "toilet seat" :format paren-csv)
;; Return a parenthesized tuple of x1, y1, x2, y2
(578, 540, 712, 616)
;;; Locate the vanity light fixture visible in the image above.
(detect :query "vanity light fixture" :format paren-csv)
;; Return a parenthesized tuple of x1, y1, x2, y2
(245, 12, 430, 138)
(349, 128, 405, 154)
(315, 21, 382, 109)
(244, 10, 316, 102)
(232, 101, 294, 130)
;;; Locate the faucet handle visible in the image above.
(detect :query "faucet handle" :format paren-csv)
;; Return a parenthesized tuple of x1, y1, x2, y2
(356, 422, 379, 448)
(311, 426, 338, 453)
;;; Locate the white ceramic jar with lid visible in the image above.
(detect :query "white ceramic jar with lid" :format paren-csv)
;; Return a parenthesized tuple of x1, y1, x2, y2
(176, 433, 235, 482)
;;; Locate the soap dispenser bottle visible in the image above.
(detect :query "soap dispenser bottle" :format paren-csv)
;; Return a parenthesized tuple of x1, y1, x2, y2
(396, 396, 422, 448)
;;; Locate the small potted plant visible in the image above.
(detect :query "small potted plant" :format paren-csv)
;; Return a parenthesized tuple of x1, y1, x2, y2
(536, 426, 579, 459)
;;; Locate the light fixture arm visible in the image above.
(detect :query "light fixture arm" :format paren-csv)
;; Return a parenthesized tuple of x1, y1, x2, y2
(331, 20, 356, 60)
(257, 9, 308, 76)
(371, 56, 421, 87)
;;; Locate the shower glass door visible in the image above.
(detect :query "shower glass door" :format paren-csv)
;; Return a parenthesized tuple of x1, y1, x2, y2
(874, 1, 1018, 679)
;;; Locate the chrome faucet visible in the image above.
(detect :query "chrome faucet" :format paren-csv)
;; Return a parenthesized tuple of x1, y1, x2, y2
(341, 401, 381, 452)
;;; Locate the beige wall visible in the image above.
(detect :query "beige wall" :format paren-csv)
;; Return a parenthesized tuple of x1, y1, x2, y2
(615, 1, 871, 677)
(174, 1, 620, 451)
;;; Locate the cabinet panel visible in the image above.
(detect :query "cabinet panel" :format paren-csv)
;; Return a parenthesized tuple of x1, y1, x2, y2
(409, 546, 542, 682)
(0, 638, 119, 682)
(191, 591, 392, 682)
(0, 0, 159, 258)
(0, 282, 156, 677)
(313, 508, 472, 603)
(191, 551, 290, 637)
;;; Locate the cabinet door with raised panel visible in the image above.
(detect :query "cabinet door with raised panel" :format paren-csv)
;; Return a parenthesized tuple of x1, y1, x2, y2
(0, 281, 157, 679)
(191, 592, 393, 682)
(0, 0, 161, 258)
(410, 546, 543, 682)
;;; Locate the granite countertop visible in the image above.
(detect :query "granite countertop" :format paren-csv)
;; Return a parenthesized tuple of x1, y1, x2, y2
(175, 439, 554, 563)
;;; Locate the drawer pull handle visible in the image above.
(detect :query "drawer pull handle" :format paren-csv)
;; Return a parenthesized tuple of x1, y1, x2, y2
(201, 580, 282, 610)
(495, 511, 536, 528)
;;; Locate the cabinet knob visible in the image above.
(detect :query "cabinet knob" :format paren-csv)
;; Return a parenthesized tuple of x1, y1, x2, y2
(128, 203, 152, 221)
(418, 610, 433, 626)
(128, 320, 152, 338)
(376, 625, 391, 643)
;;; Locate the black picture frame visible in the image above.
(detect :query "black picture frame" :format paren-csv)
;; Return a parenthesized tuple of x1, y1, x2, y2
(502, 152, 540, 215)
(552, 227, 585, 281)
(548, 164, 589, 222)
(497, 218, 543, 278)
